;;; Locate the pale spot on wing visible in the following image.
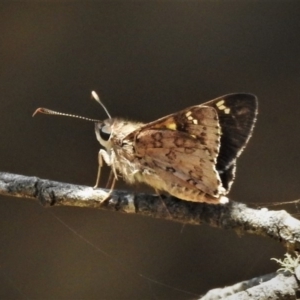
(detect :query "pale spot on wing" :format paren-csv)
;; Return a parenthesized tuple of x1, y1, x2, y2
(215, 100, 231, 115)
(216, 100, 225, 107)
(166, 123, 177, 130)
(218, 105, 226, 110)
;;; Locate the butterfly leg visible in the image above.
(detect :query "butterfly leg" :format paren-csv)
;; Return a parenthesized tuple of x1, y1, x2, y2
(94, 149, 116, 189)
(105, 170, 114, 189)
(100, 176, 116, 204)
(154, 189, 172, 219)
(93, 150, 118, 204)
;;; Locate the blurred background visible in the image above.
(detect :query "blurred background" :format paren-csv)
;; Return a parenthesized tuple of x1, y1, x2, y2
(1, 2, 300, 299)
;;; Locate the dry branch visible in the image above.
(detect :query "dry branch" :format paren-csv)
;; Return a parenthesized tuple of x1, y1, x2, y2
(1, 171, 300, 252)
(200, 266, 300, 300)
(1, 171, 300, 299)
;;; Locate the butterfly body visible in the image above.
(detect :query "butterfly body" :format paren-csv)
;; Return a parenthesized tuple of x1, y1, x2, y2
(34, 93, 257, 205)
(94, 93, 258, 204)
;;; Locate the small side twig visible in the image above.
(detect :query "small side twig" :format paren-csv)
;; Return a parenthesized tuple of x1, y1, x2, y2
(1, 171, 300, 251)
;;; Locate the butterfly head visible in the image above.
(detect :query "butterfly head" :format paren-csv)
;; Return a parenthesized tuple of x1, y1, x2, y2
(94, 119, 114, 150)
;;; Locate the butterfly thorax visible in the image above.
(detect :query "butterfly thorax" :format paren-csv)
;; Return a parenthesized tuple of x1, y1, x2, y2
(112, 119, 162, 185)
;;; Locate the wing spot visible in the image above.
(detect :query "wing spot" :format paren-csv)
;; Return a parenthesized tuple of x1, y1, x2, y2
(189, 170, 202, 181)
(224, 108, 231, 114)
(187, 178, 197, 186)
(154, 141, 162, 147)
(194, 166, 203, 173)
(153, 132, 163, 140)
(217, 104, 227, 110)
(185, 111, 192, 117)
(199, 137, 206, 145)
(185, 147, 195, 154)
(216, 100, 225, 107)
(166, 166, 176, 173)
(175, 138, 184, 146)
(192, 119, 198, 124)
(166, 123, 177, 130)
(204, 147, 211, 156)
(166, 150, 177, 160)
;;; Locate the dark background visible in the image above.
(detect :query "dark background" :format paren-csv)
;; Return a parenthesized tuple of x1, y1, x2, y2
(1, 2, 300, 300)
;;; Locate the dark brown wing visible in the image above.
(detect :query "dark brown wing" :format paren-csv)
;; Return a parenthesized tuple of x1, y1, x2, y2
(203, 93, 258, 191)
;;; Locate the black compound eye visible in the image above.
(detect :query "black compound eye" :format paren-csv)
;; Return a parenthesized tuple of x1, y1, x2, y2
(99, 125, 111, 141)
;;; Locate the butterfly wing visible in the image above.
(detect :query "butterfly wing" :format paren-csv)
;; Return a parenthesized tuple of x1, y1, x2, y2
(126, 105, 225, 202)
(204, 93, 258, 191)
(123, 93, 257, 203)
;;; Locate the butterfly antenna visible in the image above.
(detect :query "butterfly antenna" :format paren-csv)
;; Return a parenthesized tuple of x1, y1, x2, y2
(91, 91, 112, 119)
(32, 108, 100, 122)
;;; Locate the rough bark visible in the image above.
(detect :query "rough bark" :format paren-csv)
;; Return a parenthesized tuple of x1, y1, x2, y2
(1, 172, 300, 251)
(200, 266, 300, 300)
(1, 171, 300, 299)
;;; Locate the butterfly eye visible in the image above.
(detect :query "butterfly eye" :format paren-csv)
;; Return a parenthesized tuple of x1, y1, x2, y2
(99, 124, 111, 141)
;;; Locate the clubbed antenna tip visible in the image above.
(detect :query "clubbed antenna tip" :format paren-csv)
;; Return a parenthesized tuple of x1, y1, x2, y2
(91, 90, 111, 119)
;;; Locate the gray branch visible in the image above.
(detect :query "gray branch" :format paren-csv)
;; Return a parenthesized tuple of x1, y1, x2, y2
(1, 171, 300, 252)
(1, 171, 300, 299)
(200, 266, 300, 300)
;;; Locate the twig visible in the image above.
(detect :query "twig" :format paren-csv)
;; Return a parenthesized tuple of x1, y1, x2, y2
(1, 172, 300, 251)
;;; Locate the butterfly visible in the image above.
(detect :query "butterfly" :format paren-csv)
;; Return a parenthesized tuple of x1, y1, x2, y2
(33, 92, 258, 204)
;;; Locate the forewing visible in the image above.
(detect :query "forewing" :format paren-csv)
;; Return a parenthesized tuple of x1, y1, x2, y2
(203, 93, 258, 190)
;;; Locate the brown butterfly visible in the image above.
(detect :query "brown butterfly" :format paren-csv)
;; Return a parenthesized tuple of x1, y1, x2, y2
(33, 92, 258, 204)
